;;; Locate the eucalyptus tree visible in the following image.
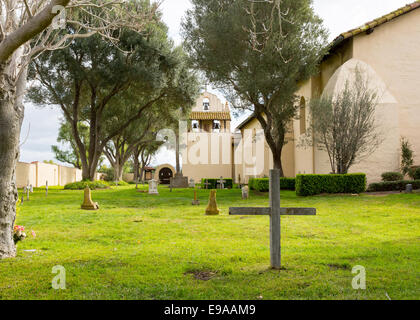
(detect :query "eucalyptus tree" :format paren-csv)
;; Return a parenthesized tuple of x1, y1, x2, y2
(183, 0, 328, 176)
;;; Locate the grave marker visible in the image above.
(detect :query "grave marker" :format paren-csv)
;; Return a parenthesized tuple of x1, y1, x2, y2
(406, 184, 413, 193)
(229, 169, 316, 269)
(81, 187, 99, 210)
(46, 181, 48, 196)
(217, 177, 226, 189)
(202, 179, 211, 190)
(189, 178, 196, 188)
(192, 190, 200, 206)
(148, 179, 159, 195)
(205, 190, 220, 215)
(242, 186, 249, 200)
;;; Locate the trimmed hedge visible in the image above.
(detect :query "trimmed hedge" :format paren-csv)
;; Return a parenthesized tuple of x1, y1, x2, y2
(368, 180, 420, 192)
(381, 172, 404, 182)
(296, 174, 367, 196)
(64, 180, 110, 190)
(201, 178, 233, 189)
(248, 178, 296, 192)
(412, 168, 420, 180)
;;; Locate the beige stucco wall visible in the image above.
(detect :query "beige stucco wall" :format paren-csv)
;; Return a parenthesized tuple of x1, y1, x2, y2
(352, 8, 420, 172)
(16, 162, 98, 188)
(16, 162, 36, 188)
(183, 132, 233, 182)
(294, 9, 420, 183)
(233, 117, 295, 183)
(294, 79, 315, 175)
(193, 91, 229, 113)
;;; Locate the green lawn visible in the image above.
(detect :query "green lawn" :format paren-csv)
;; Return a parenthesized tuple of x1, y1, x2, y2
(1, 186, 419, 300)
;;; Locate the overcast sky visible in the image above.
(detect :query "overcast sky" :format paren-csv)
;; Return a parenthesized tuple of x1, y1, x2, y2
(20, 0, 412, 166)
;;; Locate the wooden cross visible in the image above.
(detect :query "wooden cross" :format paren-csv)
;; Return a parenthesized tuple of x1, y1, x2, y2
(202, 179, 211, 190)
(217, 176, 226, 189)
(229, 170, 316, 269)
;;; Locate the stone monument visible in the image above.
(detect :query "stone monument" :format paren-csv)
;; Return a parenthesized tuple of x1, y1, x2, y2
(189, 178, 196, 188)
(148, 179, 159, 195)
(81, 187, 99, 210)
(242, 186, 249, 200)
(205, 190, 220, 216)
(170, 172, 189, 189)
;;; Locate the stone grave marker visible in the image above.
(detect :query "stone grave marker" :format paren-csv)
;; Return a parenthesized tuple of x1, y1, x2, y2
(189, 178, 195, 188)
(202, 179, 211, 190)
(242, 186, 249, 200)
(45, 181, 48, 196)
(81, 187, 99, 210)
(205, 190, 220, 216)
(217, 177, 226, 190)
(406, 184, 413, 193)
(148, 179, 159, 195)
(229, 169, 316, 269)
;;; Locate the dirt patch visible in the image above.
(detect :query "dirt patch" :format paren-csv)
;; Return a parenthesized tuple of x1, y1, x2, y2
(184, 270, 217, 281)
(328, 263, 351, 270)
(364, 191, 405, 196)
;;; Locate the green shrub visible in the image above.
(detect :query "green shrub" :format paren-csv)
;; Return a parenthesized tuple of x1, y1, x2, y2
(296, 174, 367, 196)
(108, 180, 130, 187)
(411, 168, 420, 180)
(248, 178, 295, 192)
(368, 180, 420, 192)
(64, 180, 110, 190)
(381, 172, 404, 182)
(201, 178, 233, 189)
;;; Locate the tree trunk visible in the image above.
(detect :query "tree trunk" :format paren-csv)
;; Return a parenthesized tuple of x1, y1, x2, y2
(0, 64, 25, 259)
(133, 155, 140, 182)
(140, 166, 145, 182)
(114, 163, 124, 182)
(272, 151, 284, 177)
(175, 129, 181, 175)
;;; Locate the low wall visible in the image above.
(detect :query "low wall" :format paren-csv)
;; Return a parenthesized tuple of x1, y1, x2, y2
(16, 162, 101, 188)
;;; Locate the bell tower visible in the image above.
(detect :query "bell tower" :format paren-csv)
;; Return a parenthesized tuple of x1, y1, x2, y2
(189, 92, 231, 133)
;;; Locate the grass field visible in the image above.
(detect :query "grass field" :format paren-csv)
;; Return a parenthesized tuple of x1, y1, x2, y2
(0, 186, 419, 300)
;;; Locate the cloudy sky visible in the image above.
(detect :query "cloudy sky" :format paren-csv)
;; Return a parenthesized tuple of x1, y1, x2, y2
(19, 0, 412, 166)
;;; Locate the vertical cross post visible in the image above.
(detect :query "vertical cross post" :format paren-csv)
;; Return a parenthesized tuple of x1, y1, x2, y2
(229, 169, 316, 270)
(270, 169, 281, 269)
(203, 179, 211, 190)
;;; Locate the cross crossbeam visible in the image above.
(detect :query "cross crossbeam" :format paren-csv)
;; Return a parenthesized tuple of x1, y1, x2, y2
(229, 169, 316, 269)
(229, 207, 316, 216)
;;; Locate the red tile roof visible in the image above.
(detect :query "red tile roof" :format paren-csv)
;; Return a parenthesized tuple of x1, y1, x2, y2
(190, 111, 231, 121)
(331, 1, 420, 50)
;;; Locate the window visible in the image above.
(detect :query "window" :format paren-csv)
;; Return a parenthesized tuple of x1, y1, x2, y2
(192, 120, 199, 131)
(213, 120, 221, 132)
(300, 97, 306, 135)
(203, 98, 210, 111)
